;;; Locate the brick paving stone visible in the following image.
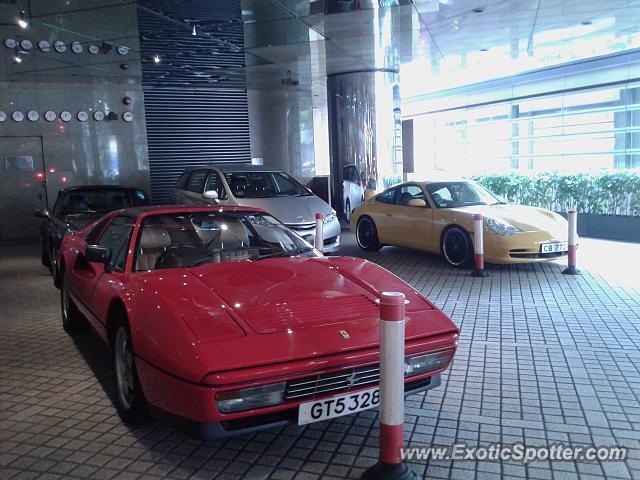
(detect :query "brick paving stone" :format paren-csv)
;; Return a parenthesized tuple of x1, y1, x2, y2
(1, 236, 639, 479)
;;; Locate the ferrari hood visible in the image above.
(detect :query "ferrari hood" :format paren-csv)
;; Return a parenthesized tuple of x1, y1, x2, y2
(450, 204, 567, 235)
(193, 259, 376, 334)
(167, 256, 459, 374)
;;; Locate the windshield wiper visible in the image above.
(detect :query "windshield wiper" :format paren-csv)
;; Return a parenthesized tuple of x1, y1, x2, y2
(490, 201, 507, 205)
(254, 246, 314, 261)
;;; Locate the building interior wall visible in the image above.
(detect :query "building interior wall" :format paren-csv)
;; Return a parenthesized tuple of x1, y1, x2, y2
(0, 0, 150, 240)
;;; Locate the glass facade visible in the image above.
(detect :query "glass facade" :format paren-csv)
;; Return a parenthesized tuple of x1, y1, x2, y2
(410, 82, 640, 178)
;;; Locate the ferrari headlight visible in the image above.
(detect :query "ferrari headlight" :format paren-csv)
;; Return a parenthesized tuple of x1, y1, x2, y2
(485, 217, 521, 237)
(323, 210, 337, 224)
(216, 382, 286, 413)
(404, 349, 455, 377)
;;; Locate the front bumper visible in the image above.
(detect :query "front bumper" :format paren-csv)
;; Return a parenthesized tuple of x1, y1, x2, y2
(483, 230, 571, 264)
(135, 338, 453, 439)
(285, 218, 341, 253)
(147, 374, 441, 440)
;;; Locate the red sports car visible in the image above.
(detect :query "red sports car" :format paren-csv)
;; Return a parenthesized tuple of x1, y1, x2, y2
(59, 205, 459, 438)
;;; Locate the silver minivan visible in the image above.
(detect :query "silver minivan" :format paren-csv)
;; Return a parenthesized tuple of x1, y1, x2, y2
(170, 164, 341, 252)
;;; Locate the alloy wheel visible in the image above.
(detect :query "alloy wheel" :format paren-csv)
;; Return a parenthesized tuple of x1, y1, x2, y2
(114, 327, 135, 411)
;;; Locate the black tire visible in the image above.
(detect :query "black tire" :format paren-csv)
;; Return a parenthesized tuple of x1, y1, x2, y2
(345, 199, 351, 223)
(356, 216, 382, 251)
(41, 236, 50, 268)
(441, 225, 473, 268)
(51, 250, 62, 289)
(61, 274, 84, 333)
(111, 318, 148, 425)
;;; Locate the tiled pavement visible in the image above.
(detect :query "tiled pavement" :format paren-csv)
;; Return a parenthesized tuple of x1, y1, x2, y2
(1, 234, 639, 480)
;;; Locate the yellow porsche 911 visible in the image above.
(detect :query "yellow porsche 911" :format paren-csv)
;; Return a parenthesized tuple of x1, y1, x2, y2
(350, 180, 571, 267)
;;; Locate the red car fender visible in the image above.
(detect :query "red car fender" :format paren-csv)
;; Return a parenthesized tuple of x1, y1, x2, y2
(124, 272, 212, 384)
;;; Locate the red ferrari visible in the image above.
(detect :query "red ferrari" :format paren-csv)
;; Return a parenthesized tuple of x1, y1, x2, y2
(59, 205, 459, 438)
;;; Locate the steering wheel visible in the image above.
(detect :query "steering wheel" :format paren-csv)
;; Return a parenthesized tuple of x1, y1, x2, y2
(154, 245, 200, 269)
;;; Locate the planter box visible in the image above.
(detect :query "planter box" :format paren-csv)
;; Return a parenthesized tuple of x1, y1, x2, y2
(558, 212, 640, 242)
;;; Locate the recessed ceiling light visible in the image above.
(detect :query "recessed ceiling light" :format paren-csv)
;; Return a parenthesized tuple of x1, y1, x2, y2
(153, 55, 160, 63)
(192, 25, 197, 36)
(472, 6, 484, 13)
(14, 55, 22, 63)
(17, 10, 28, 28)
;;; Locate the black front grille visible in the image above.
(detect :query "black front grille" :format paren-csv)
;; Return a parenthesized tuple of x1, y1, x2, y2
(285, 364, 380, 401)
(509, 251, 566, 259)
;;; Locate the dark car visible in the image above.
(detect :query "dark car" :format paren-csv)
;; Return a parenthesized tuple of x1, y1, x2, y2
(36, 185, 149, 287)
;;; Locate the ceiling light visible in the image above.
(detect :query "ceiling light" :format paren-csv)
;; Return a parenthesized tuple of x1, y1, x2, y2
(472, 6, 484, 13)
(14, 55, 22, 63)
(17, 10, 28, 28)
(192, 25, 197, 36)
(153, 55, 160, 63)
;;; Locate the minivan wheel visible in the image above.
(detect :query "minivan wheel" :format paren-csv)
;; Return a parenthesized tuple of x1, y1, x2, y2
(356, 216, 381, 251)
(441, 226, 472, 267)
(345, 200, 351, 222)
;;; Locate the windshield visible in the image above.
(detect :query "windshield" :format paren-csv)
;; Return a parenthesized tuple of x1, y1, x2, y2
(426, 181, 500, 208)
(134, 211, 316, 271)
(60, 189, 142, 215)
(224, 171, 312, 198)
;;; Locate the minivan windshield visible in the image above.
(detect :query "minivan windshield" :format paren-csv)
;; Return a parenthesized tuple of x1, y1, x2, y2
(224, 171, 312, 198)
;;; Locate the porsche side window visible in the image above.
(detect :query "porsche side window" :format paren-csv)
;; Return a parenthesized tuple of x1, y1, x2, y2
(98, 217, 134, 272)
(376, 188, 397, 204)
(396, 185, 426, 206)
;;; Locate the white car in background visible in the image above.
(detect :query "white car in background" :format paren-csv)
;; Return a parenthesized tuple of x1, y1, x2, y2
(343, 164, 365, 222)
(170, 164, 341, 252)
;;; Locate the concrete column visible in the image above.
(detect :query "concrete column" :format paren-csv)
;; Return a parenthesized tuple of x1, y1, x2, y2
(327, 69, 403, 219)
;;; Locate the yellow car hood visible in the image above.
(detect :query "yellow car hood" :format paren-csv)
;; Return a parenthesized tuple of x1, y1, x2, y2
(449, 204, 568, 237)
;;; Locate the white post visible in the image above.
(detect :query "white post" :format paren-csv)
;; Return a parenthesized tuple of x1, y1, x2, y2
(363, 292, 417, 480)
(315, 212, 324, 254)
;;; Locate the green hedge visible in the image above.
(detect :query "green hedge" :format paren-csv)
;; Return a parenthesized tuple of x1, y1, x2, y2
(471, 172, 640, 217)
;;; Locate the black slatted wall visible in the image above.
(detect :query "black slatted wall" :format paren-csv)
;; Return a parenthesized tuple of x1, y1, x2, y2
(137, 0, 250, 203)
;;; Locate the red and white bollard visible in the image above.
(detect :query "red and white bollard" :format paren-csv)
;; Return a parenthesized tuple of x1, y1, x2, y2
(562, 210, 580, 275)
(315, 212, 324, 254)
(471, 213, 489, 277)
(363, 292, 417, 480)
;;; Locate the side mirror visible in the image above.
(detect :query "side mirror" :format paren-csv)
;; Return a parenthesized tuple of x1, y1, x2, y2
(86, 245, 112, 272)
(203, 190, 219, 203)
(35, 208, 51, 219)
(407, 199, 427, 208)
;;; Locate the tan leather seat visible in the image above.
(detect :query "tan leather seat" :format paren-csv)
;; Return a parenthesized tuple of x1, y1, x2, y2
(219, 221, 249, 250)
(136, 226, 171, 270)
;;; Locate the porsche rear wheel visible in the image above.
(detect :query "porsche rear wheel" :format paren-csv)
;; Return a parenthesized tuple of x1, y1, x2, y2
(356, 216, 381, 251)
(112, 320, 148, 424)
(441, 226, 473, 268)
(61, 275, 84, 333)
